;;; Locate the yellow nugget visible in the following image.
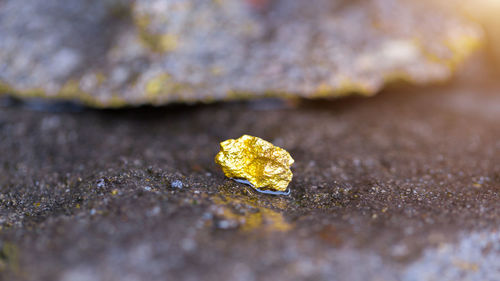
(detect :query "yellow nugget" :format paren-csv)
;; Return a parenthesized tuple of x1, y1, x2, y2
(215, 135, 294, 193)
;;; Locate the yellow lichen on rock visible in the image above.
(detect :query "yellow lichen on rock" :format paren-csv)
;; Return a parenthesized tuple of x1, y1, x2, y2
(215, 135, 294, 192)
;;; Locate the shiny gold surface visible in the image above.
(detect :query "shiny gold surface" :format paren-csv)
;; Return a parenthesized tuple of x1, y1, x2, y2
(215, 135, 294, 192)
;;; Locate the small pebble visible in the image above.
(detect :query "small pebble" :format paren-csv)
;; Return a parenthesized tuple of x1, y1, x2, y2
(171, 180, 183, 189)
(96, 179, 105, 188)
(217, 220, 231, 229)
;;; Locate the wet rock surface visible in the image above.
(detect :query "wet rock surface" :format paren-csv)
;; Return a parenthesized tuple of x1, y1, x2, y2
(0, 0, 481, 106)
(0, 57, 499, 280)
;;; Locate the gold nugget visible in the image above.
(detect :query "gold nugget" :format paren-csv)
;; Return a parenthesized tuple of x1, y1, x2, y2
(215, 135, 294, 192)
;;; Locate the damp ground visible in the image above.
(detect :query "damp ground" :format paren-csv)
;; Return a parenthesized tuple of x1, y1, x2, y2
(0, 57, 499, 280)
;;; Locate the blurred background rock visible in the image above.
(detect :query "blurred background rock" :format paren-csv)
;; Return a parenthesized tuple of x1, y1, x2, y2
(0, 0, 489, 107)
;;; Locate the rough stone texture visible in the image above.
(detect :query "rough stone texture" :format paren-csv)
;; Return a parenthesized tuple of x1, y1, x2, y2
(0, 0, 482, 107)
(0, 55, 499, 280)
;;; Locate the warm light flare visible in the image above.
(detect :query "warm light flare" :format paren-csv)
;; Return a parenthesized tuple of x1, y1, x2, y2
(462, 0, 500, 66)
